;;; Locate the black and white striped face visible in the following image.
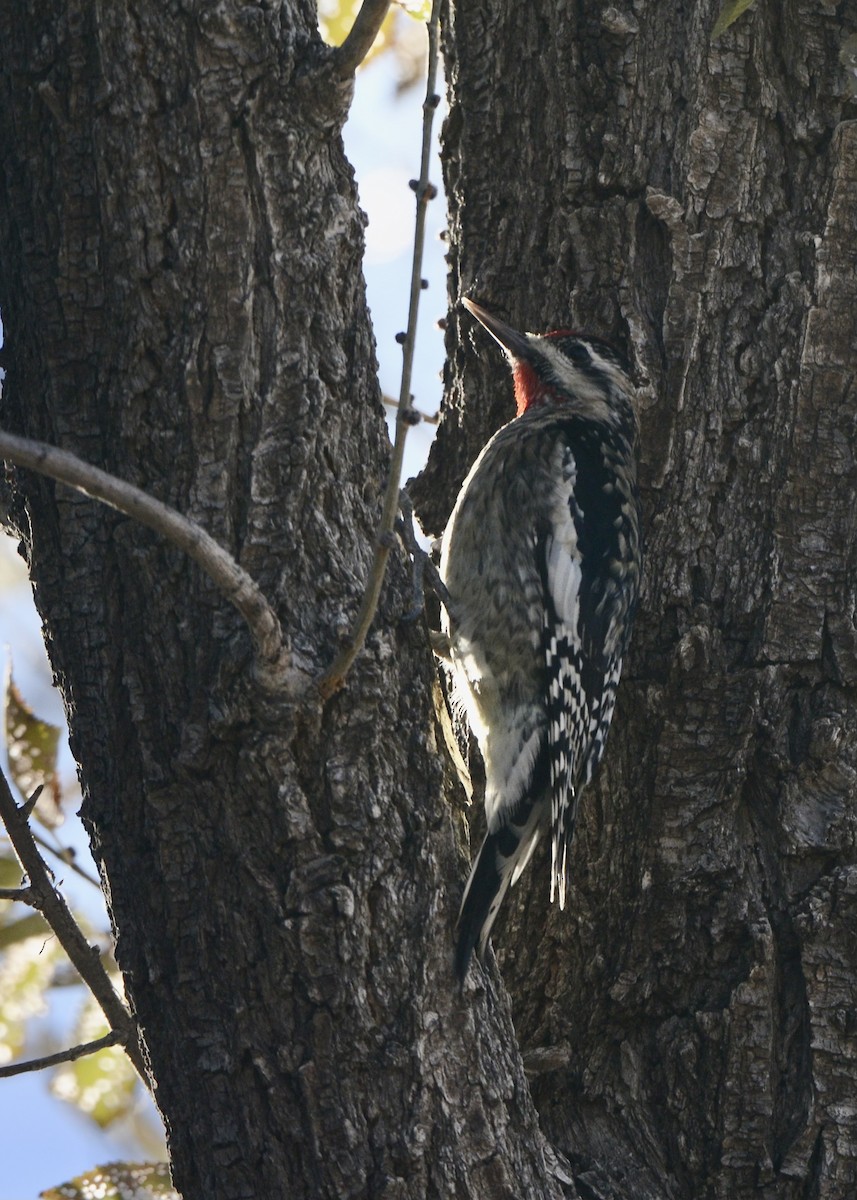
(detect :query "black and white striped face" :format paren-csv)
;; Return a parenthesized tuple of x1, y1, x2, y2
(462, 297, 635, 424)
(528, 332, 633, 418)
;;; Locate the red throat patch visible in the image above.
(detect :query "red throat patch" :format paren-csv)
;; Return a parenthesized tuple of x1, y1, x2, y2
(512, 361, 550, 416)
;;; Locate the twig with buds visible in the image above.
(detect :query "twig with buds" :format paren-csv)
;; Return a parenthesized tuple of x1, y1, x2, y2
(318, 0, 443, 698)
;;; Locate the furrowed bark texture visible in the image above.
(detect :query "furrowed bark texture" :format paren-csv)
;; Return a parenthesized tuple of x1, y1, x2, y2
(415, 1, 857, 1197)
(0, 3, 562, 1198)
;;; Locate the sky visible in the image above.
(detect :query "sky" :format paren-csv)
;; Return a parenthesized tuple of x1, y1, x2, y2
(0, 33, 446, 1200)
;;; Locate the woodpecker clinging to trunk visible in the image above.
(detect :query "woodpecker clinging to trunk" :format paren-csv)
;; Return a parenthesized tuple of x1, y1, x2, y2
(440, 298, 642, 980)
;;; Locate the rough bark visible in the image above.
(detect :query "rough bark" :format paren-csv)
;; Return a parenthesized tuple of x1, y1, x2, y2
(0, 3, 559, 1199)
(414, 1, 857, 1197)
(4, 0, 857, 1197)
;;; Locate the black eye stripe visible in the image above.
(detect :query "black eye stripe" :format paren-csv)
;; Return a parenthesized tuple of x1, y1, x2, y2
(544, 336, 590, 365)
(551, 342, 603, 382)
(563, 337, 627, 371)
(564, 341, 591, 366)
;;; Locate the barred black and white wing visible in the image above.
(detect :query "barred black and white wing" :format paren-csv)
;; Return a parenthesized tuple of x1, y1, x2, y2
(539, 429, 637, 908)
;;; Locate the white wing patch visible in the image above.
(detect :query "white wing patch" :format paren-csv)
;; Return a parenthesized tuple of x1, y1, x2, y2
(545, 523, 582, 627)
(543, 442, 589, 910)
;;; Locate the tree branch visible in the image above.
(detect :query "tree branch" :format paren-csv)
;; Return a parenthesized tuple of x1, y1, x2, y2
(0, 884, 32, 902)
(396, 489, 451, 620)
(383, 394, 439, 424)
(0, 770, 149, 1084)
(0, 1030, 122, 1079)
(331, 0, 392, 78)
(0, 429, 290, 682)
(318, 0, 443, 698)
(32, 827, 102, 889)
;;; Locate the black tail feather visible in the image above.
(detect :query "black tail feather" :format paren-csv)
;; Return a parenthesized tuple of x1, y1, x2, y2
(454, 759, 547, 982)
(454, 830, 512, 982)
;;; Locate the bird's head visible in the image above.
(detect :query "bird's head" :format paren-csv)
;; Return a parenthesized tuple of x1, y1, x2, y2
(462, 297, 635, 426)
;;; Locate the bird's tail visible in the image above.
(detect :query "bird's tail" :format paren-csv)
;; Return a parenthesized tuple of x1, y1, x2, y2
(455, 812, 542, 981)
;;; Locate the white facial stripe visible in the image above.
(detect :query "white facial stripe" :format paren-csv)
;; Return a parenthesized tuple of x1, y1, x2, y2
(524, 335, 630, 423)
(586, 345, 633, 395)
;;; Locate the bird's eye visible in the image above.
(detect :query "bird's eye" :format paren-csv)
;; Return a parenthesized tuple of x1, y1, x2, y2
(564, 341, 591, 366)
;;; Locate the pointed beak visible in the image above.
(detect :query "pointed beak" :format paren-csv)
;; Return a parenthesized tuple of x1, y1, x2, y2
(462, 297, 532, 361)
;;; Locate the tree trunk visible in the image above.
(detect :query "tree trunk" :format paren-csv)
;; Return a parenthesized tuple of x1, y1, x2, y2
(414, 1, 857, 1197)
(0, 3, 557, 1198)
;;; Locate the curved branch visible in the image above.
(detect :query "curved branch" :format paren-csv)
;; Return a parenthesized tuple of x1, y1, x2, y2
(0, 772, 148, 1083)
(331, 0, 392, 79)
(0, 429, 290, 681)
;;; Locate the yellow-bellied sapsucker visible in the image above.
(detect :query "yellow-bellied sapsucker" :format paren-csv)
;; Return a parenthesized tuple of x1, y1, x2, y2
(441, 298, 642, 979)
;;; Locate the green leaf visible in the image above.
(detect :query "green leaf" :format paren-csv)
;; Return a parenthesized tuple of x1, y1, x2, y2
(50, 995, 138, 1127)
(398, 0, 432, 19)
(4, 668, 63, 823)
(318, 0, 360, 46)
(40, 1162, 178, 1200)
(318, 0, 398, 65)
(0, 931, 62, 1064)
(712, 0, 757, 38)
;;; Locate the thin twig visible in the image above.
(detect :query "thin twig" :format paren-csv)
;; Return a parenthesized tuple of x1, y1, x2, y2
(332, 0, 392, 78)
(0, 1030, 122, 1080)
(0, 884, 32, 902)
(0, 429, 289, 680)
(50, 952, 119, 988)
(33, 827, 102, 889)
(396, 490, 451, 619)
(318, 0, 443, 698)
(383, 395, 440, 424)
(0, 769, 149, 1085)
